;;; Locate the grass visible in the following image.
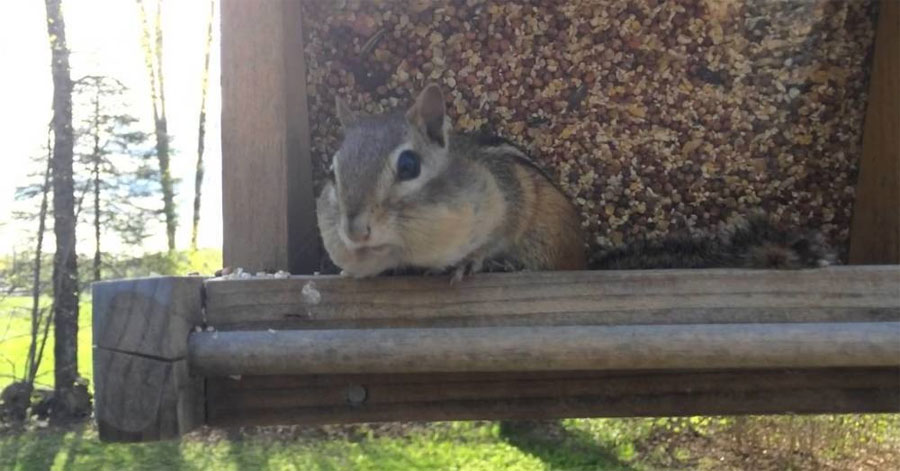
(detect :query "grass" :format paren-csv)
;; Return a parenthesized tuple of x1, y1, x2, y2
(0, 296, 93, 391)
(0, 423, 579, 471)
(1, 416, 897, 471)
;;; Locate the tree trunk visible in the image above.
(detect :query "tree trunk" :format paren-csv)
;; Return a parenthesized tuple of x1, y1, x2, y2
(25, 130, 53, 386)
(191, 0, 215, 251)
(93, 162, 101, 280)
(137, 0, 176, 251)
(91, 84, 102, 282)
(45, 0, 82, 422)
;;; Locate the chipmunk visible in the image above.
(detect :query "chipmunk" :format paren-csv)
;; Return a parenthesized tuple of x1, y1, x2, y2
(316, 84, 587, 281)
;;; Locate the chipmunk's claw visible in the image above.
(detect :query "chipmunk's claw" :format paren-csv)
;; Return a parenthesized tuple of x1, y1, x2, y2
(450, 266, 466, 285)
(449, 258, 484, 285)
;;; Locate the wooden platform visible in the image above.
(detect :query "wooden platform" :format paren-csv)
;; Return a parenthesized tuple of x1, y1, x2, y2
(92, 266, 900, 442)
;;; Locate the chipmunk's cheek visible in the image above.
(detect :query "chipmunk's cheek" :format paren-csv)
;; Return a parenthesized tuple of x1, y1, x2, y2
(368, 213, 402, 248)
(338, 246, 401, 278)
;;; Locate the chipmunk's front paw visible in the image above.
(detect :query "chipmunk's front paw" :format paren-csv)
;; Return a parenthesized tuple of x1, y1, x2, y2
(449, 257, 484, 285)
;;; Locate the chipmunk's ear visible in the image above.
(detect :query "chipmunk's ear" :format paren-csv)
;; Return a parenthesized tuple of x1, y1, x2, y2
(407, 83, 447, 147)
(335, 96, 356, 127)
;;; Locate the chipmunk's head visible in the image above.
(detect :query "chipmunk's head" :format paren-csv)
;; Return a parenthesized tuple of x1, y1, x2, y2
(316, 84, 453, 276)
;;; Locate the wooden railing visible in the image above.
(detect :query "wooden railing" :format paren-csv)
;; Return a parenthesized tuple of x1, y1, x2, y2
(92, 266, 900, 442)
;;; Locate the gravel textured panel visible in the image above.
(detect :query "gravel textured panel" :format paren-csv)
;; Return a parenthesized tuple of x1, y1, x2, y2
(301, 0, 876, 260)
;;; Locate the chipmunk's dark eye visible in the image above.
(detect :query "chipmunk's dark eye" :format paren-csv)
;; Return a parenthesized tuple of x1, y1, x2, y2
(396, 150, 421, 181)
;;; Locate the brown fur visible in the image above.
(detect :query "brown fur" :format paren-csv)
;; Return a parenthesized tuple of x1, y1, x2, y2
(507, 165, 586, 270)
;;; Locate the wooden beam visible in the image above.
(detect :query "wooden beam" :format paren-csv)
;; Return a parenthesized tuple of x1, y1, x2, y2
(221, 0, 319, 274)
(850, 1, 900, 264)
(206, 368, 900, 426)
(91, 277, 205, 442)
(203, 266, 900, 330)
(91, 268, 900, 441)
(190, 322, 900, 376)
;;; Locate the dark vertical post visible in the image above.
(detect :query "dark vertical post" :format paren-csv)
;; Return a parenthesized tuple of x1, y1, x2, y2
(850, 2, 900, 264)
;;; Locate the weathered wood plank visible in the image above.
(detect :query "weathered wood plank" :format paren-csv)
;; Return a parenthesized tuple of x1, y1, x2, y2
(190, 322, 900, 376)
(208, 389, 900, 426)
(221, 0, 319, 274)
(209, 368, 900, 390)
(850, 0, 900, 264)
(92, 276, 204, 359)
(207, 368, 899, 410)
(93, 268, 900, 440)
(203, 267, 900, 329)
(206, 368, 900, 426)
(92, 276, 204, 442)
(94, 348, 203, 442)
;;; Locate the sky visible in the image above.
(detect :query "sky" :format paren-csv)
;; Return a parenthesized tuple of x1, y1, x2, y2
(0, 0, 223, 255)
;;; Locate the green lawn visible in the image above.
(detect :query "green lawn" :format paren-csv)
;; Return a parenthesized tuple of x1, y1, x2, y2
(2, 416, 898, 471)
(0, 421, 642, 471)
(0, 295, 93, 391)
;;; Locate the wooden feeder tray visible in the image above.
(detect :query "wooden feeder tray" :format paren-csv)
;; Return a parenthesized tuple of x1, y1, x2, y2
(92, 267, 900, 442)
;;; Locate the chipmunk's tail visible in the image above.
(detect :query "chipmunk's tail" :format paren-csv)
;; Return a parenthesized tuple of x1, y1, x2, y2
(589, 213, 836, 270)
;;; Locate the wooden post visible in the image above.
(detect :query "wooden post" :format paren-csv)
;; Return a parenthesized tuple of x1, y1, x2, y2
(221, 0, 320, 274)
(850, 1, 900, 264)
(92, 277, 204, 442)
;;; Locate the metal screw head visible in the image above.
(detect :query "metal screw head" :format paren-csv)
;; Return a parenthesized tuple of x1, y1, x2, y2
(345, 384, 367, 406)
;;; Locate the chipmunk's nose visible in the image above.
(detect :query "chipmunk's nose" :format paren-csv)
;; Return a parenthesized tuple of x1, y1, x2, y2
(343, 213, 371, 244)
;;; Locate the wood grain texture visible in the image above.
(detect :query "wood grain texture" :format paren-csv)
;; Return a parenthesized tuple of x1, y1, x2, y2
(92, 276, 204, 359)
(207, 368, 898, 408)
(203, 266, 900, 329)
(221, 0, 319, 274)
(850, 1, 900, 264)
(91, 277, 204, 442)
(189, 322, 900, 376)
(94, 349, 203, 442)
(206, 368, 900, 426)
